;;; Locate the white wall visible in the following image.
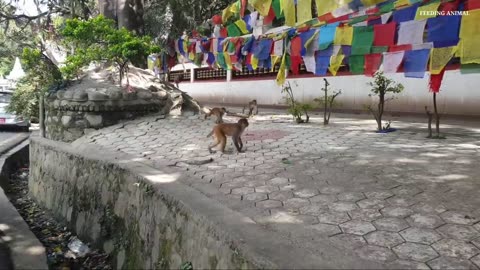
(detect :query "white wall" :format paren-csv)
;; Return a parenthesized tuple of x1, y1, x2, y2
(179, 70, 480, 116)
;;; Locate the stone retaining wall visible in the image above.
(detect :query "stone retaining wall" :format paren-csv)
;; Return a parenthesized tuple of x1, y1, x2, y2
(28, 137, 269, 270)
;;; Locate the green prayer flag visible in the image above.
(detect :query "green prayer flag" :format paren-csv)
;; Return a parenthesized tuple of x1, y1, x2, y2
(371, 46, 389, 53)
(351, 26, 374, 55)
(216, 53, 227, 69)
(460, 64, 480, 74)
(380, 1, 395, 13)
(227, 23, 242, 37)
(349, 55, 365, 74)
(349, 15, 368, 25)
(272, 0, 284, 19)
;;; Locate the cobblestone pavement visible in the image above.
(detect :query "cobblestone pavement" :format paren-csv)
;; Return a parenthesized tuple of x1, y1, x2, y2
(75, 112, 480, 269)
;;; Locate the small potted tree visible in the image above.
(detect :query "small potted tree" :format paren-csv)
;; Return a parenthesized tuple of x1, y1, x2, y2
(314, 78, 342, 125)
(366, 71, 404, 132)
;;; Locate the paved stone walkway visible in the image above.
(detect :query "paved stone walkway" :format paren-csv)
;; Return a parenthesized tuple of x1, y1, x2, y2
(75, 111, 480, 269)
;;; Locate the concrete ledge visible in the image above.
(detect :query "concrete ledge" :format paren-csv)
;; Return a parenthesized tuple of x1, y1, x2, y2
(29, 136, 385, 269)
(0, 141, 48, 270)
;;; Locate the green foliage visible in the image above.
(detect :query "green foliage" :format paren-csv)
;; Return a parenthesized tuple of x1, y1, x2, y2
(282, 82, 314, 124)
(367, 71, 404, 96)
(6, 48, 63, 119)
(366, 71, 404, 131)
(60, 15, 160, 81)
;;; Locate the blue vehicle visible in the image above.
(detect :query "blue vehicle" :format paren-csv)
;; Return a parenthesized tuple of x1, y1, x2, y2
(0, 90, 30, 131)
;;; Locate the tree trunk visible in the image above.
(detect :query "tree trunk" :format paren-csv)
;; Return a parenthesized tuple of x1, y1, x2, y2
(117, 0, 145, 35)
(433, 93, 440, 137)
(98, 0, 117, 21)
(377, 93, 385, 131)
(323, 81, 328, 125)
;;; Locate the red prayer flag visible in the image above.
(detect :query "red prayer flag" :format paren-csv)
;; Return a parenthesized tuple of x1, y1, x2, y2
(241, 0, 248, 17)
(318, 13, 335, 22)
(466, 0, 480, 10)
(264, 7, 276, 25)
(220, 27, 228, 38)
(389, 44, 412, 52)
(290, 56, 302, 75)
(374, 22, 396, 46)
(365, 54, 383, 76)
(328, 14, 350, 23)
(429, 68, 445, 93)
(246, 53, 253, 65)
(290, 36, 303, 56)
(439, 0, 460, 11)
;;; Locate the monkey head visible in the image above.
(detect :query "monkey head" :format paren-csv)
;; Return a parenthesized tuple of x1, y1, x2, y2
(238, 118, 249, 128)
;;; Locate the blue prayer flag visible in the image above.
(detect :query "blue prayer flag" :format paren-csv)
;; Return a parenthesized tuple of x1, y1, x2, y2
(319, 22, 340, 50)
(404, 49, 430, 78)
(315, 54, 330, 76)
(393, 3, 419, 23)
(427, 15, 460, 44)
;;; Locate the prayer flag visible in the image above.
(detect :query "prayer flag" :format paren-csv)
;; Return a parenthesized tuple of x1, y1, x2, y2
(264, 7, 276, 25)
(351, 26, 374, 55)
(397, 20, 426, 45)
(426, 15, 461, 43)
(373, 22, 396, 47)
(297, 0, 312, 23)
(382, 51, 404, 73)
(319, 22, 340, 50)
(281, 0, 296, 26)
(272, 0, 284, 18)
(389, 44, 412, 52)
(315, 54, 330, 75)
(415, 1, 441, 20)
(329, 54, 345, 76)
(381, 12, 392, 24)
(227, 23, 242, 37)
(430, 46, 457, 75)
(365, 54, 382, 76)
(349, 55, 365, 74)
(371, 46, 389, 53)
(429, 68, 445, 93)
(403, 49, 430, 78)
(303, 55, 316, 73)
(276, 53, 287, 85)
(234, 20, 250, 35)
(251, 0, 273, 16)
(459, 9, 480, 64)
(316, 0, 341, 17)
(334, 25, 354, 45)
(392, 3, 419, 23)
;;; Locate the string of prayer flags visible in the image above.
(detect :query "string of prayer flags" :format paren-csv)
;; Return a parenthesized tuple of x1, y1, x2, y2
(389, 44, 411, 52)
(234, 20, 250, 35)
(315, 54, 330, 75)
(352, 26, 374, 55)
(349, 54, 365, 74)
(329, 54, 345, 76)
(412, 42, 433, 50)
(403, 49, 430, 78)
(253, 39, 273, 60)
(430, 46, 457, 74)
(371, 46, 389, 53)
(397, 20, 426, 45)
(319, 22, 340, 50)
(429, 67, 445, 93)
(281, 0, 296, 26)
(299, 29, 317, 56)
(382, 51, 404, 73)
(373, 22, 396, 46)
(392, 3, 419, 23)
(415, 1, 441, 20)
(459, 9, 480, 64)
(297, 0, 312, 23)
(426, 15, 461, 45)
(334, 25, 354, 46)
(364, 53, 383, 76)
(227, 23, 242, 37)
(379, 1, 395, 13)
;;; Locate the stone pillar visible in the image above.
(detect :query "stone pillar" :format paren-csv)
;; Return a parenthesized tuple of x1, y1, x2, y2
(190, 68, 195, 83)
(39, 93, 45, 138)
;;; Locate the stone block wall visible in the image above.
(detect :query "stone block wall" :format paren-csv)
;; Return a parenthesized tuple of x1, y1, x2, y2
(44, 88, 166, 142)
(28, 138, 258, 270)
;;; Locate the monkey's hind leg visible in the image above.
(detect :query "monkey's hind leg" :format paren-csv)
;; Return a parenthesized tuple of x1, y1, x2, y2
(208, 137, 221, 153)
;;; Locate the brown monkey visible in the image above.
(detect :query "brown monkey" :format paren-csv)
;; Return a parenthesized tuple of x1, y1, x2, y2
(207, 118, 249, 154)
(204, 107, 227, 123)
(242, 99, 258, 116)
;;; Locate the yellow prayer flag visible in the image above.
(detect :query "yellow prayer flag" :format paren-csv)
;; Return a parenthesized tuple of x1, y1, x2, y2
(276, 53, 287, 85)
(415, 1, 441, 20)
(333, 26, 353, 45)
(459, 9, 480, 64)
(251, 55, 259, 70)
(234, 20, 250, 35)
(394, 0, 409, 8)
(329, 54, 345, 76)
(281, 0, 296, 26)
(222, 2, 237, 22)
(430, 46, 457, 75)
(250, 0, 273, 16)
(361, 0, 384, 7)
(271, 56, 281, 71)
(297, 0, 312, 23)
(224, 52, 233, 70)
(315, 0, 339, 17)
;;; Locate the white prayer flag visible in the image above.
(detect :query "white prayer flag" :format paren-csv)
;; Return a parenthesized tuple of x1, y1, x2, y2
(382, 51, 405, 73)
(398, 20, 427, 45)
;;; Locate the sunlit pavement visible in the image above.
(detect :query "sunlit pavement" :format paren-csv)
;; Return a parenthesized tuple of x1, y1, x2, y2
(75, 111, 480, 269)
